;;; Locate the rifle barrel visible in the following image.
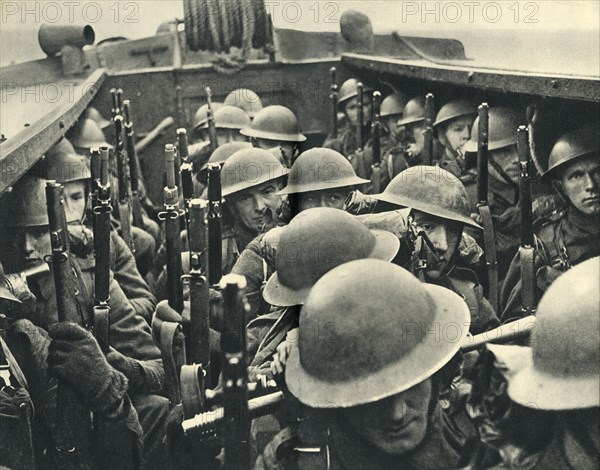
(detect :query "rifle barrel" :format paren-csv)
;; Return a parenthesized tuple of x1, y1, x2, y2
(207, 163, 223, 286)
(461, 315, 537, 352)
(422, 93, 435, 165)
(476, 103, 490, 204)
(330, 66, 338, 139)
(357, 82, 364, 151)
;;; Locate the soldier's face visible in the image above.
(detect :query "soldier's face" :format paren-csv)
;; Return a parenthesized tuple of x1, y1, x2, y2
(558, 156, 600, 216)
(342, 378, 432, 456)
(344, 96, 372, 128)
(384, 116, 402, 140)
(412, 211, 462, 279)
(63, 181, 87, 222)
(2, 226, 51, 273)
(441, 116, 474, 153)
(255, 139, 295, 168)
(228, 180, 282, 233)
(489, 146, 520, 184)
(297, 188, 350, 212)
(216, 129, 247, 146)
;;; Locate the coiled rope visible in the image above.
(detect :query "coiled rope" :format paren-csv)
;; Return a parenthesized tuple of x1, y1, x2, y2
(184, 0, 269, 74)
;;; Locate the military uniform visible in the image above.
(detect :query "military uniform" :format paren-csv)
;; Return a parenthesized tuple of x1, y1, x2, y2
(501, 207, 599, 321)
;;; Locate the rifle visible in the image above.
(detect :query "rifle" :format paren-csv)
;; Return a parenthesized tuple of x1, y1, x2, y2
(422, 93, 435, 165)
(370, 91, 382, 193)
(116, 88, 124, 116)
(93, 146, 112, 354)
(206, 87, 219, 154)
(207, 163, 223, 287)
(475, 103, 499, 314)
(161, 144, 185, 313)
(178, 129, 195, 236)
(113, 115, 135, 252)
(135, 116, 176, 155)
(110, 88, 120, 118)
(330, 66, 338, 139)
(460, 315, 536, 352)
(45, 182, 94, 470)
(123, 100, 145, 229)
(517, 126, 536, 316)
(356, 82, 364, 151)
(89, 148, 101, 240)
(220, 274, 251, 470)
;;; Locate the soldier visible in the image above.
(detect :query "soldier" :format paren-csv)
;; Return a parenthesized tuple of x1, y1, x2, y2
(231, 148, 369, 316)
(196, 105, 251, 146)
(396, 96, 426, 167)
(477, 257, 599, 469)
(68, 119, 161, 263)
(380, 92, 410, 181)
(220, 148, 289, 274)
(191, 101, 223, 144)
(256, 259, 473, 469)
(323, 78, 373, 179)
(240, 105, 306, 168)
(0, 261, 148, 470)
(501, 127, 599, 321)
(246, 207, 399, 376)
(224, 88, 263, 119)
(0, 175, 170, 470)
(373, 166, 500, 334)
(433, 100, 477, 186)
(41, 148, 157, 322)
(463, 107, 522, 278)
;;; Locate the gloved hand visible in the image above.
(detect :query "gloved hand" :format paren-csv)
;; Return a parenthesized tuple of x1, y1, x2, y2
(48, 322, 128, 414)
(106, 347, 144, 393)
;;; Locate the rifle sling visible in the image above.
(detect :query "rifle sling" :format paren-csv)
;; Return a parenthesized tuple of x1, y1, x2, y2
(159, 322, 185, 406)
(180, 364, 205, 419)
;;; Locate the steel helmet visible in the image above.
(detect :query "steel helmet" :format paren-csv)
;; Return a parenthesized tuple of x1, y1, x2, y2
(338, 78, 373, 108)
(198, 142, 252, 175)
(240, 106, 306, 143)
(224, 88, 263, 118)
(433, 100, 477, 129)
(47, 137, 76, 157)
(43, 152, 90, 183)
(70, 118, 111, 150)
(0, 261, 20, 302)
(285, 259, 470, 407)
(462, 107, 520, 153)
(263, 208, 399, 307)
(3, 175, 79, 228)
(494, 256, 600, 410)
(543, 127, 599, 179)
(380, 93, 407, 118)
(84, 107, 111, 130)
(221, 148, 289, 198)
(207, 105, 251, 130)
(277, 148, 369, 195)
(396, 96, 425, 127)
(372, 165, 481, 229)
(192, 102, 224, 131)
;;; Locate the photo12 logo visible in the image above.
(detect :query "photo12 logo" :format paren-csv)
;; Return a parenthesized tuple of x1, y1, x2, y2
(400, 1, 540, 24)
(1, 1, 140, 24)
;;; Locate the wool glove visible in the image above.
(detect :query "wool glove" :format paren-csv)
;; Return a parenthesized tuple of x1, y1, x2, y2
(48, 322, 128, 415)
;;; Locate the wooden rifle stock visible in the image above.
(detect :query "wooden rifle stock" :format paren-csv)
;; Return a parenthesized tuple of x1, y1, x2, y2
(135, 116, 176, 154)
(220, 275, 251, 470)
(356, 82, 364, 151)
(206, 87, 219, 154)
(207, 164, 222, 287)
(116, 88, 124, 116)
(422, 93, 435, 165)
(123, 100, 145, 229)
(475, 103, 499, 313)
(330, 66, 338, 139)
(93, 147, 112, 353)
(45, 182, 93, 470)
(178, 129, 195, 226)
(110, 88, 119, 118)
(162, 144, 185, 313)
(370, 91, 382, 193)
(517, 126, 536, 315)
(461, 315, 536, 352)
(114, 115, 135, 252)
(90, 148, 101, 241)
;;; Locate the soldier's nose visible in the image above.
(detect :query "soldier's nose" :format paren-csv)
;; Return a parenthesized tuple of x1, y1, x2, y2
(23, 233, 36, 255)
(387, 394, 409, 422)
(255, 196, 266, 212)
(429, 226, 448, 254)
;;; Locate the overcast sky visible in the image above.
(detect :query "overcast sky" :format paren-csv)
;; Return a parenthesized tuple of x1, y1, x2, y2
(1, 1, 598, 73)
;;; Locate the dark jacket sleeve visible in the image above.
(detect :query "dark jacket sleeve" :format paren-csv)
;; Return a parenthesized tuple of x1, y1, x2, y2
(108, 274, 165, 396)
(110, 231, 157, 322)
